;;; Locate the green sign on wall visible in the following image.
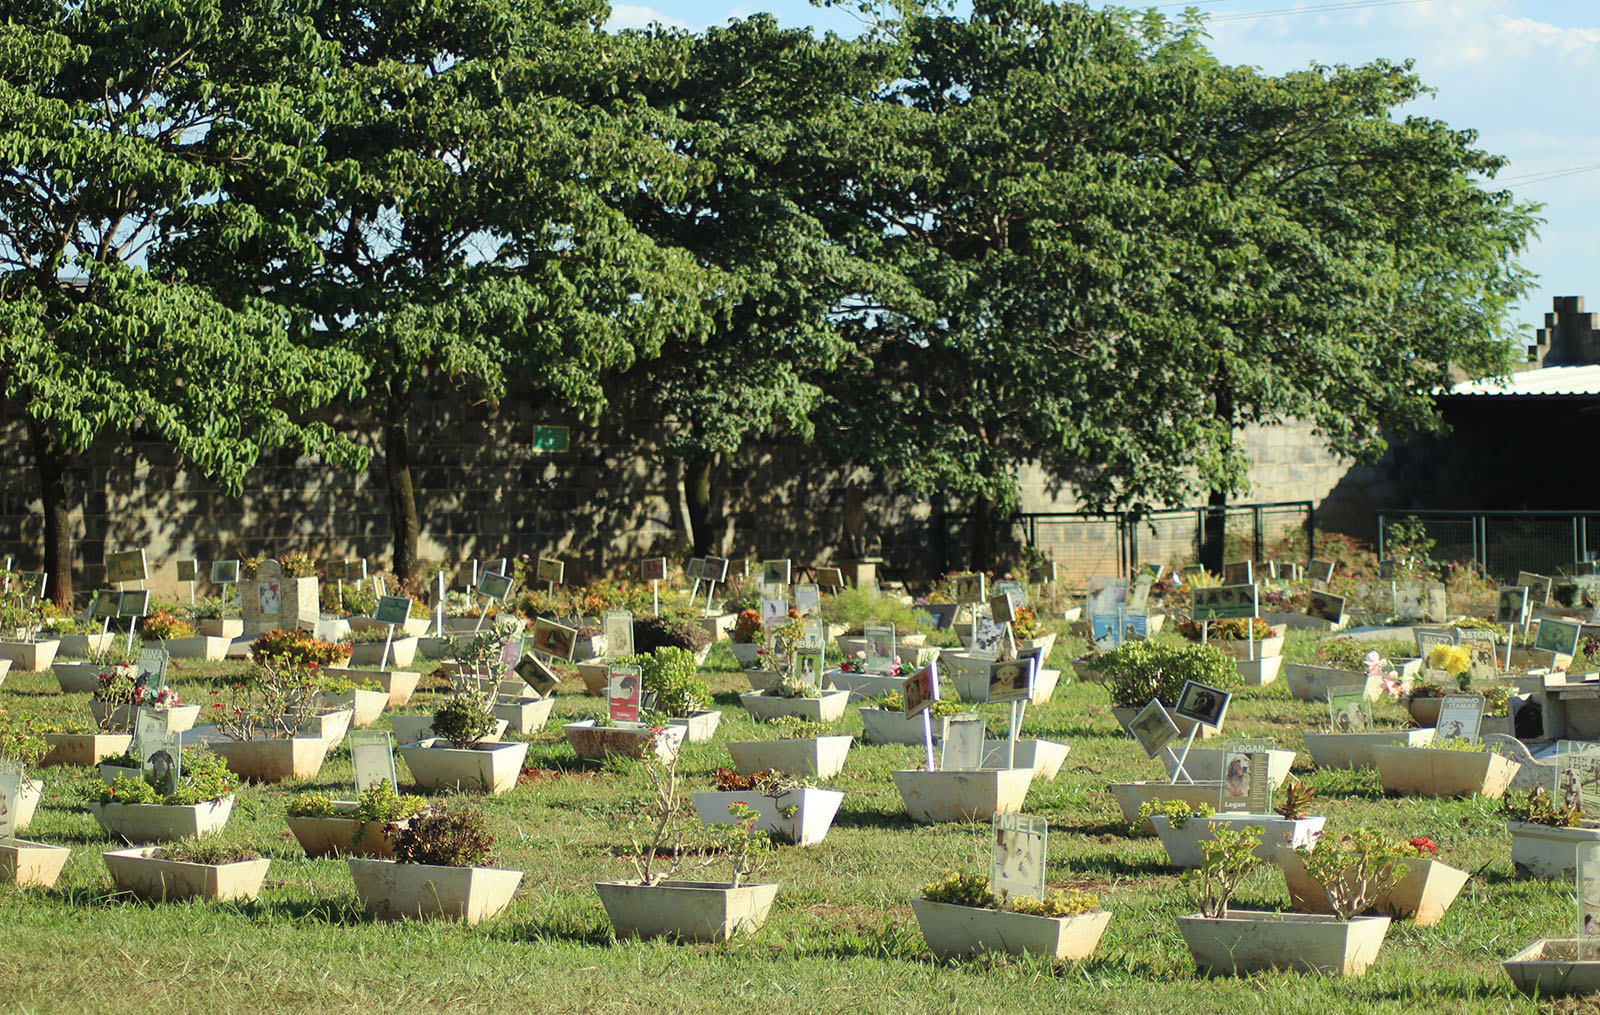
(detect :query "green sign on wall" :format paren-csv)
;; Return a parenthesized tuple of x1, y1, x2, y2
(533, 425, 570, 453)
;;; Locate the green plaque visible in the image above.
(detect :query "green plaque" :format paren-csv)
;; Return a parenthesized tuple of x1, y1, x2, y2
(533, 425, 570, 453)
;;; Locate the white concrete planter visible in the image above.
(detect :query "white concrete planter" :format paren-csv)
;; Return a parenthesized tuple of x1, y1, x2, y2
(726, 736, 852, 779)
(292, 707, 354, 743)
(350, 637, 418, 669)
(1283, 664, 1380, 702)
(1402, 695, 1445, 727)
(1018, 632, 1057, 660)
(52, 660, 102, 693)
(1108, 780, 1226, 832)
(892, 768, 1033, 824)
(41, 732, 133, 768)
(103, 847, 270, 902)
(9, 777, 42, 833)
(666, 710, 722, 744)
(951, 665, 1062, 704)
(1150, 813, 1325, 868)
(198, 618, 245, 639)
(152, 636, 231, 661)
(577, 662, 609, 697)
(287, 808, 404, 859)
(210, 736, 331, 783)
(828, 670, 908, 702)
(348, 858, 523, 924)
(730, 642, 765, 669)
(564, 721, 685, 763)
(1303, 729, 1433, 770)
(691, 787, 844, 846)
(695, 613, 738, 643)
(1111, 706, 1220, 740)
(493, 695, 555, 735)
(743, 669, 786, 694)
(979, 739, 1071, 781)
(1278, 849, 1468, 926)
(572, 633, 606, 662)
(88, 795, 235, 842)
(322, 667, 420, 708)
(1178, 912, 1391, 976)
(911, 899, 1111, 961)
(861, 708, 950, 746)
(1504, 939, 1600, 996)
(1159, 748, 1297, 789)
(0, 638, 59, 672)
(397, 739, 528, 795)
(88, 702, 201, 735)
(1210, 631, 1285, 662)
(1370, 745, 1520, 799)
(594, 879, 779, 942)
(57, 632, 115, 657)
(389, 716, 508, 745)
(349, 615, 431, 639)
(739, 690, 849, 723)
(0, 840, 70, 888)
(1508, 821, 1600, 879)
(320, 688, 389, 728)
(1235, 655, 1283, 686)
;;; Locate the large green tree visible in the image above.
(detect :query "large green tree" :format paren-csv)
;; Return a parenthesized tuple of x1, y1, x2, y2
(0, 1, 367, 607)
(181, 0, 716, 581)
(822, 0, 1536, 570)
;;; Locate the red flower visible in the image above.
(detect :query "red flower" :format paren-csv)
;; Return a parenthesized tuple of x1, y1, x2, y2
(1409, 836, 1437, 854)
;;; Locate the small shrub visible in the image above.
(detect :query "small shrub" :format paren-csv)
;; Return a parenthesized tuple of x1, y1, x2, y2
(391, 802, 495, 868)
(430, 696, 498, 749)
(152, 837, 262, 865)
(633, 615, 713, 656)
(1090, 640, 1239, 709)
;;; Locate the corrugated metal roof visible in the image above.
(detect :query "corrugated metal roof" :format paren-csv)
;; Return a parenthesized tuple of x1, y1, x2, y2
(1449, 364, 1600, 397)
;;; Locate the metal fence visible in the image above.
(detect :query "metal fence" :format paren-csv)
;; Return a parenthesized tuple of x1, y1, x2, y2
(1377, 510, 1600, 580)
(935, 501, 1315, 587)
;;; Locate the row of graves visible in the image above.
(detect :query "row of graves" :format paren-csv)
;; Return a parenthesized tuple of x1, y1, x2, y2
(9, 549, 1600, 988)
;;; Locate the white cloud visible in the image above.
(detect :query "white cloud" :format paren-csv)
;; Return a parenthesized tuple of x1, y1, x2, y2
(605, 4, 690, 31)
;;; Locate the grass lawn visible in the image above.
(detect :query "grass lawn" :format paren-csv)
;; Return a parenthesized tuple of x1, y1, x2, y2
(0, 626, 1570, 1013)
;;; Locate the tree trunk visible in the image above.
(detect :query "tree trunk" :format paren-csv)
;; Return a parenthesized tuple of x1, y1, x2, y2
(385, 386, 419, 583)
(684, 451, 716, 557)
(1202, 490, 1227, 576)
(970, 494, 994, 572)
(27, 419, 73, 609)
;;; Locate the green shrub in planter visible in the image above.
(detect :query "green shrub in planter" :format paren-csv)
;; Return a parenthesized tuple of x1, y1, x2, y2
(1090, 640, 1240, 709)
(431, 696, 498, 749)
(633, 615, 713, 656)
(616, 647, 709, 717)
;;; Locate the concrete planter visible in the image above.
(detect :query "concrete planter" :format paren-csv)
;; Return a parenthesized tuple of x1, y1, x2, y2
(41, 732, 133, 768)
(691, 787, 844, 846)
(1370, 745, 1520, 799)
(828, 669, 909, 702)
(374, 670, 421, 708)
(0, 638, 59, 672)
(1402, 695, 1445, 727)
(152, 636, 231, 661)
(1159, 748, 1297, 789)
(52, 660, 102, 693)
(350, 637, 418, 669)
(564, 721, 685, 763)
(12, 778, 42, 832)
(951, 665, 1061, 704)
(979, 739, 1071, 781)
(1235, 655, 1283, 686)
(911, 899, 1110, 961)
(739, 690, 850, 723)
(292, 707, 354, 743)
(1018, 632, 1057, 660)
(730, 642, 765, 669)
(210, 736, 331, 783)
(1178, 912, 1391, 976)
(103, 847, 270, 902)
(861, 708, 950, 746)
(1508, 820, 1600, 879)
(58, 632, 115, 657)
(88, 795, 235, 842)
(1209, 630, 1285, 662)
(0, 840, 70, 888)
(321, 688, 389, 728)
(1111, 706, 1220, 740)
(695, 613, 738, 643)
(594, 879, 779, 942)
(666, 710, 722, 744)
(348, 858, 523, 924)
(1150, 814, 1325, 868)
(349, 615, 431, 639)
(744, 669, 783, 693)
(726, 736, 852, 779)
(572, 633, 606, 662)
(892, 768, 1033, 824)
(1504, 939, 1600, 996)
(578, 662, 609, 697)
(1303, 729, 1433, 770)
(493, 695, 555, 735)
(197, 618, 245, 639)
(1279, 850, 1468, 926)
(390, 716, 508, 745)
(1108, 780, 1226, 833)
(287, 805, 406, 859)
(397, 739, 528, 795)
(1283, 664, 1380, 702)
(838, 636, 931, 669)
(88, 702, 201, 735)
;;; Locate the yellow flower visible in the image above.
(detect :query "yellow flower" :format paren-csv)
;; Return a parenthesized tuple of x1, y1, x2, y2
(1428, 643, 1472, 677)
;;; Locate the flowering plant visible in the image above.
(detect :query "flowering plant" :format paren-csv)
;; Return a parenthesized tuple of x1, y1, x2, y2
(1366, 651, 1405, 699)
(839, 650, 902, 676)
(139, 608, 192, 641)
(1428, 644, 1473, 678)
(1012, 605, 1039, 641)
(1403, 836, 1438, 857)
(731, 609, 765, 645)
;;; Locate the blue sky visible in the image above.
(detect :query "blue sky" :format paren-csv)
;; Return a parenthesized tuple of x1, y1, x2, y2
(607, 0, 1600, 341)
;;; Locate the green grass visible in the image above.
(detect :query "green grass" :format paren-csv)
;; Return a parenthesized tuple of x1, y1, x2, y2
(0, 626, 1570, 1013)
